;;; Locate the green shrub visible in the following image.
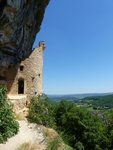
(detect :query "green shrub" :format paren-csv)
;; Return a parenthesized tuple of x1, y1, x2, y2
(0, 86, 19, 143)
(75, 142, 85, 150)
(28, 94, 55, 128)
(54, 100, 109, 149)
(47, 136, 61, 150)
(47, 136, 73, 150)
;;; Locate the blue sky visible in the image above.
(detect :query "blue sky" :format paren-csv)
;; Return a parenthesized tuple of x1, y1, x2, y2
(33, 0, 113, 94)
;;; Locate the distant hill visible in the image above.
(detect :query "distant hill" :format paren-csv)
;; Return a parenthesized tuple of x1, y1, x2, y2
(81, 94, 113, 108)
(48, 93, 113, 109)
(48, 92, 113, 101)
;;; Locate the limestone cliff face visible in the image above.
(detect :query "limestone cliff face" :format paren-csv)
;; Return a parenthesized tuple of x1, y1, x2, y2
(0, 0, 50, 67)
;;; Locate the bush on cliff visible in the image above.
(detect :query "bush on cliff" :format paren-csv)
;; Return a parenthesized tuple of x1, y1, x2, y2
(0, 87, 19, 143)
(28, 94, 55, 128)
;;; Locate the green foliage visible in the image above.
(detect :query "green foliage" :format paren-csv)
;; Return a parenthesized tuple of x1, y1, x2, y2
(54, 100, 110, 149)
(81, 94, 113, 109)
(0, 86, 19, 143)
(28, 94, 113, 150)
(104, 109, 113, 149)
(28, 94, 55, 127)
(47, 135, 73, 150)
(47, 136, 61, 150)
(75, 142, 84, 150)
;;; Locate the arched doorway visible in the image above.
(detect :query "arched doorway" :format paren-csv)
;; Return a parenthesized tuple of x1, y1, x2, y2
(18, 79, 24, 94)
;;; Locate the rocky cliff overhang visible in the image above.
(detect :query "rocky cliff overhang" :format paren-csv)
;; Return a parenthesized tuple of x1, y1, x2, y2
(0, 0, 50, 67)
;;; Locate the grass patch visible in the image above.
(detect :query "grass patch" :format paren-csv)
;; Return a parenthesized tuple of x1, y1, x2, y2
(17, 142, 36, 150)
(47, 136, 61, 150)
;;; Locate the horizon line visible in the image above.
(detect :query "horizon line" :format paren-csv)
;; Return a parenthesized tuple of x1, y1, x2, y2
(46, 91, 113, 96)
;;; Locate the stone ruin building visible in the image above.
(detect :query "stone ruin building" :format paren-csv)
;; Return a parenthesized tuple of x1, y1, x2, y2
(0, 41, 45, 109)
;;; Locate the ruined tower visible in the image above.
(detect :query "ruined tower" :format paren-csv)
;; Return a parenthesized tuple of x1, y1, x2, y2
(0, 41, 45, 105)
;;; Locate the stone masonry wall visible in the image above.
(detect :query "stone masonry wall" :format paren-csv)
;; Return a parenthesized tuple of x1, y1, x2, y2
(0, 41, 45, 101)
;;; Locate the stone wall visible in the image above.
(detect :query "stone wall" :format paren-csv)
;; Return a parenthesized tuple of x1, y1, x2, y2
(0, 41, 45, 101)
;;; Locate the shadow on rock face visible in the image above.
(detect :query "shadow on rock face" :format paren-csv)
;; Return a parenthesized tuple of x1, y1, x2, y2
(0, 0, 50, 67)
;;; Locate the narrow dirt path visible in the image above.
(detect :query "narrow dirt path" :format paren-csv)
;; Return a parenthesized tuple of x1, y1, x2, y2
(0, 120, 46, 150)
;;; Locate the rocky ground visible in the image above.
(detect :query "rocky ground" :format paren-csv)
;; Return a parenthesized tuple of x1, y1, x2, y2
(0, 120, 46, 150)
